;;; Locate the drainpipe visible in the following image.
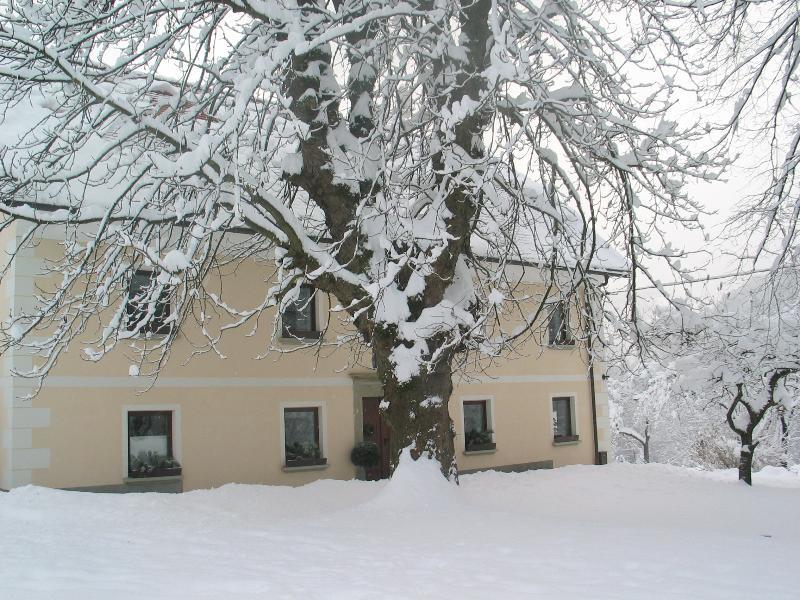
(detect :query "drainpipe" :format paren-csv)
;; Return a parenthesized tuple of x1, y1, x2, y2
(585, 275, 608, 465)
(588, 360, 600, 465)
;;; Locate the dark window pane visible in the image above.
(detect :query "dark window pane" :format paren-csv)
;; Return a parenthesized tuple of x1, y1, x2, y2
(284, 408, 320, 460)
(548, 303, 572, 345)
(283, 285, 315, 335)
(126, 271, 171, 334)
(553, 398, 572, 437)
(464, 401, 487, 434)
(128, 411, 172, 472)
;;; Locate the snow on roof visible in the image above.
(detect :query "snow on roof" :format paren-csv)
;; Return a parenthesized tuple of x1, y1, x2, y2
(0, 97, 627, 276)
(471, 182, 627, 275)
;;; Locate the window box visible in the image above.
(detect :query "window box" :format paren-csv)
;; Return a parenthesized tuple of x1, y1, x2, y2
(553, 434, 580, 444)
(465, 441, 497, 453)
(127, 465, 183, 478)
(284, 457, 328, 469)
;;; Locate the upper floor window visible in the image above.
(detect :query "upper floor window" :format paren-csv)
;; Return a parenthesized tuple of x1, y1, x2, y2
(548, 302, 573, 346)
(126, 270, 171, 335)
(127, 410, 181, 478)
(281, 284, 320, 339)
(552, 396, 578, 443)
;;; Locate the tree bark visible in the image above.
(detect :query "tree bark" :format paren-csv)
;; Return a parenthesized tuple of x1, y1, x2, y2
(383, 367, 457, 480)
(643, 420, 651, 464)
(779, 408, 789, 469)
(371, 331, 458, 479)
(738, 433, 756, 486)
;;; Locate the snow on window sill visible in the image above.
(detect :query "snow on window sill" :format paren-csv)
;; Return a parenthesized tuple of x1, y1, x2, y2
(463, 448, 497, 456)
(282, 462, 330, 473)
(278, 332, 323, 345)
(552, 436, 580, 446)
(547, 343, 576, 350)
(281, 329, 322, 340)
(123, 475, 183, 484)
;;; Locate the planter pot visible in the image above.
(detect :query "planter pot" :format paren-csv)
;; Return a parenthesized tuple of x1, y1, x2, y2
(285, 457, 328, 468)
(127, 466, 182, 478)
(465, 442, 496, 452)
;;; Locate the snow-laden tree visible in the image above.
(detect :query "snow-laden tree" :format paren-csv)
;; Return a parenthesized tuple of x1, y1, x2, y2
(610, 347, 743, 469)
(664, 275, 800, 484)
(609, 362, 674, 463)
(0, 0, 711, 477)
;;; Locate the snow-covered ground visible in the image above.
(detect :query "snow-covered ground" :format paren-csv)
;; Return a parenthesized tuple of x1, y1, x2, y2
(1, 456, 798, 599)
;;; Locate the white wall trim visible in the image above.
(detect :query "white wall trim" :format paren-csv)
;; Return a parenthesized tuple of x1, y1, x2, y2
(122, 403, 182, 480)
(3, 373, 591, 392)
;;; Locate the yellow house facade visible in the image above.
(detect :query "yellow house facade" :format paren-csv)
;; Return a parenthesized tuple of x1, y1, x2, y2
(0, 223, 614, 492)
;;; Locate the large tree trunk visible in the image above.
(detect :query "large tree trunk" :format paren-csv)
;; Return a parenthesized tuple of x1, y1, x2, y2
(383, 367, 457, 480)
(372, 334, 458, 480)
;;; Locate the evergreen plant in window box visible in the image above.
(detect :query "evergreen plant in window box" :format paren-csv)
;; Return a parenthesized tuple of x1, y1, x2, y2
(284, 442, 327, 468)
(465, 430, 496, 452)
(128, 451, 182, 478)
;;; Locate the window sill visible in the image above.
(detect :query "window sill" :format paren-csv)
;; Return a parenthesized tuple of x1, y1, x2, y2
(548, 343, 576, 350)
(127, 467, 182, 479)
(282, 462, 329, 473)
(280, 330, 322, 341)
(553, 435, 580, 446)
(464, 448, 497, 456)
(464, 441, 496, 454)
(124, 475, 182, 484)
(124, 331, 172, 341)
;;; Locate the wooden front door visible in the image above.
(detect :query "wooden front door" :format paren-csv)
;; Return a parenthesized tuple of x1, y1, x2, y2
(362, 397, 392, 480)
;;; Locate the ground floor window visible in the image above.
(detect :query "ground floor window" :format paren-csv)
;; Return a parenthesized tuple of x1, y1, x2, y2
(552, 397, 578, 443)
(284, 407, 327, 467)
(463, 399, 495, 452)
(127, 411, 181, 477)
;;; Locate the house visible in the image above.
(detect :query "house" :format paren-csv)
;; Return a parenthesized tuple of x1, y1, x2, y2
(0, 217, 619, 492)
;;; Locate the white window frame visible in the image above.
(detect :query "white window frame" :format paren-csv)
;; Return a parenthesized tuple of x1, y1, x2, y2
(279, 400, 328, 466)
(122, 404, 182, 479)
(550, 394, 579, 443)
(459, 395, 496, 452)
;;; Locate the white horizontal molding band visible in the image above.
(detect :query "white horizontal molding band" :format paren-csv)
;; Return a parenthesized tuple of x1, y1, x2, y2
(4, 373, 589, 390)
(12, 376, 356, 390)
(454, 374, 589, 385)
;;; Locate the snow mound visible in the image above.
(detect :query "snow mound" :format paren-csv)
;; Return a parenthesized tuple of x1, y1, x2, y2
(364, 448, 461, 512)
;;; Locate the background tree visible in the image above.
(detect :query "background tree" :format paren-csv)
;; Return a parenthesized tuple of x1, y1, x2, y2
(0, 0, 710, 477)
(609, 329, 738, 469)
(619, 276, 800, 484)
